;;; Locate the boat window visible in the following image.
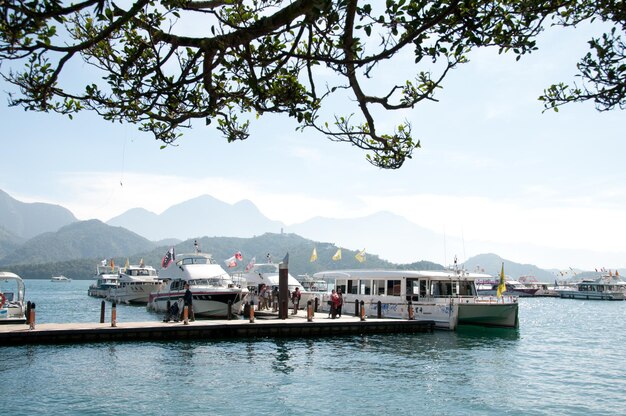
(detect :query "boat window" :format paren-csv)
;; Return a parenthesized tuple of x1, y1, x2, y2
(336, 279, 346, 294)
(361, 280, 371, 295)
(458, 281, 475, 296)
(387, 280, 401, 297)
(348, 280, 358, 295)
(431, 281, 453, 297)
(373, 280, 385, 295)
(419, 280, 427, 297)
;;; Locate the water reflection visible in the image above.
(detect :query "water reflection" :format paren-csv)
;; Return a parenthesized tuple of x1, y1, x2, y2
(271, 339, 294, 374)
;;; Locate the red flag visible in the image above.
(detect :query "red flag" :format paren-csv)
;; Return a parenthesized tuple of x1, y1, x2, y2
(235, 251, 243, 261)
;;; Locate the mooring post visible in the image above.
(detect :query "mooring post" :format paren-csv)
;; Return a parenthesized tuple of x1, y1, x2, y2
(354, 299, 359, 317)
(377, 301, 382, 319)
(29, 303, 36, 330)
(25, 301, 31, 325)
(307, 300, 313, 322)
(249, 300, 255, 323)
(227, 300, 232, 320)
(279, 255, 289, 320)
(314, 297, 319, 312)
(360, 300, 366, 321)
(408, 300, 414, 320)
(100, 300, 105, 323)
(111, 302, 117, 327)
(183, 305, 189, 325)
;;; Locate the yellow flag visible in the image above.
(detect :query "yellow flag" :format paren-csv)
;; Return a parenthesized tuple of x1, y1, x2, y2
(139, 258, 145, 267)
(355, 249, 366, 263)
(497, 262, 506, 298)
(310, 247, 318, 262)
(124, 258, 130, 269)
(332, 248, 342, 261)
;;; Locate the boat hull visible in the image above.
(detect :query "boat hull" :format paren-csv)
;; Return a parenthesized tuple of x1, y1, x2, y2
(559, 291, 624, 300)
(107, 282, 164, 304)
(148, 290, 247, 317)
(457, 301, 519, 328)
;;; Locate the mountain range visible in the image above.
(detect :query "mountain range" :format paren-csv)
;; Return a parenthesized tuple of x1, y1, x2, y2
(0, 188, 617, 280)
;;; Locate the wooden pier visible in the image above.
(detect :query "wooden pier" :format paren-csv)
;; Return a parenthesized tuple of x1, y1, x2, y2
(0, 311, 434, 346)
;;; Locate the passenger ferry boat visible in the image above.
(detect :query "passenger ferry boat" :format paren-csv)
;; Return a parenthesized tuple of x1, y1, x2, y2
(313, 269, 519, 330)
(0, 271, 27, 324)
(107, 261, 164, 304)
(558, 276, 626, 300)
(147, 251, 248, 318)
(87, 261, 119, 298)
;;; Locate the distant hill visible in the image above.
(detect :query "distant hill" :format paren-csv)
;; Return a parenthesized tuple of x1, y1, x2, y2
(463, 253, 557, 282)
(0, 219, 156, 266)
(0, 225, 23, 258)
(107, 195, 284, 241)
(0, 189, 77, 239)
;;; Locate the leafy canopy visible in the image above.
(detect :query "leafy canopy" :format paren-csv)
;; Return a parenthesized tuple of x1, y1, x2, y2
(1, 1, 624, 168)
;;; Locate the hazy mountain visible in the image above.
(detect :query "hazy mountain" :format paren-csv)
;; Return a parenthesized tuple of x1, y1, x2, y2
(0, 225, 23, 258)
(107, 195, 284, 241)
(0, 189, 77, 239)
(0, 219, 156, 266)
(463, 253, 557, 282)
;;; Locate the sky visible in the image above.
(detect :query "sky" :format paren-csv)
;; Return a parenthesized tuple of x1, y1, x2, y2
(1, 18, 624, 271)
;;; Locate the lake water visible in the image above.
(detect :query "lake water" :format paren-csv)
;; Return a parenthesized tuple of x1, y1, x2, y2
(2, 279, 625, 415)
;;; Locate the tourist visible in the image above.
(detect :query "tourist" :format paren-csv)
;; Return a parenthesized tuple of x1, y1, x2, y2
(330, 289, 340, 319)
(181, 283, 195, 322)
(337, 288, 343, 318)
(291, 287, 301, 314)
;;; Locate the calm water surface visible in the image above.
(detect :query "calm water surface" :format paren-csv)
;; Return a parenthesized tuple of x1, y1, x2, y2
(1, 280, 625, 415)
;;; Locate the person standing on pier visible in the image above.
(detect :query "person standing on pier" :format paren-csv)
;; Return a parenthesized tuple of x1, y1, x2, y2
(181, 283, 195, 322)
(330, 289, 340, 319)
(291, 287, 302, 315)
(337, 288, 344, 318)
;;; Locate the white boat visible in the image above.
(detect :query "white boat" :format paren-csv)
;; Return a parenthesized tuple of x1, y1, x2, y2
(107, 262, 164, 304)
(147, 251, 248, 318)
(558, 276, 626, 300)
(476, 279, 539, 297)
(87, 262, 119, 298)
(51, 275, 71, 282)
(313, 269, 519, 330)
(0, 271, 27, 325)
(238, 263, 316, 310)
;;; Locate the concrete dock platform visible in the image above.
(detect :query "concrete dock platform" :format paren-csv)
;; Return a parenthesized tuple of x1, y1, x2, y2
(0, 311, 434, 346)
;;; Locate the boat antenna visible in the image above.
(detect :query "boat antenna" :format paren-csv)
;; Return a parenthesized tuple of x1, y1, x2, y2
(443, 225, 447, 269)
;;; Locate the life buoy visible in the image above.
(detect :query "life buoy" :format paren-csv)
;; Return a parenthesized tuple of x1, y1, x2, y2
(0, 293, 5, 308)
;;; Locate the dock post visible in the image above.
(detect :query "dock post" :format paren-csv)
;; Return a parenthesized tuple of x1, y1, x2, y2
(111, 302, 117, 327)
(249, 300, 255, 323)
(25, 301, 31, 325)
(377, 301, 382, 319)
(360, 300, 366, 321)
(307, 300, 313, 322)
(183, 305, 189, 325)
(29, 303, 36, 330)
(279, 256, 289, 320)
(100, 301, 105, 323)
(227, 300, 232, 320)
(408, 300, 414, 320)
(354, 299, 359, 317)
(314, 297, 319, 312)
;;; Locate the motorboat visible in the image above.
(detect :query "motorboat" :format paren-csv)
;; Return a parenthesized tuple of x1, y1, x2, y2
(313, 269, 519, 330)
(558, 276, 626, 300)
(147, 251, 248, 318)
(476, 279, 539, 297)
(107, 262, 164, 304)
(0, 271, 27, 324)
(87, 261, 119, 298)
(51, 275, 71, 282)
(238, 263, 316, 310)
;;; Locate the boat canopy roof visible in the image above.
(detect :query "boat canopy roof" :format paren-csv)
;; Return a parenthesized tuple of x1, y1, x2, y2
(0, 271, 25, 301)
(313, 269, 493, 281)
